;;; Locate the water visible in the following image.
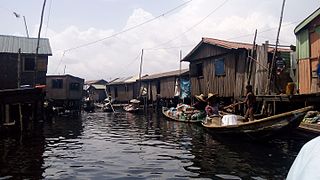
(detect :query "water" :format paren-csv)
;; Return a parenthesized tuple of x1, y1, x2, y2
(0, 111, 317, 179)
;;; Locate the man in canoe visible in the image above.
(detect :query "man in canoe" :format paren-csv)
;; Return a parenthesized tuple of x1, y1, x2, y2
(190, 94, 207, 120)
(244, 84, 256, 122)
(205, 93, 219, 117)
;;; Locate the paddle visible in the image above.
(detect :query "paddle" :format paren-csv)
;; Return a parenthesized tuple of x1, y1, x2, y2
(223, 102, 244, 110)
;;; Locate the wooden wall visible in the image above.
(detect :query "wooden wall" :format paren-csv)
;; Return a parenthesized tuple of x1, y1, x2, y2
(46, 76, 84, 100)
(253, 43, 269, 95)
(66, 76, 84, 100)
(190, 50, 249, 98)
(0, 54, 48, 90)
(297, 15, 320, 94)
(142, 75, 188, 101)
(108, 83, 138, 102)
(187, 43, 229, 60)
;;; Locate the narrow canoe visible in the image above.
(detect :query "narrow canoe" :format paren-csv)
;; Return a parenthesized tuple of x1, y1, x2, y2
(123, 105, 140, 113)
(162, 107, 204, 123)
(202, 106, 313, 140)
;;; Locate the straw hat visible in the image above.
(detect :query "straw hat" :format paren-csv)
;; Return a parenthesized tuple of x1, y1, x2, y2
(195, 94, 206, 102)
(207, 93, 218, 101)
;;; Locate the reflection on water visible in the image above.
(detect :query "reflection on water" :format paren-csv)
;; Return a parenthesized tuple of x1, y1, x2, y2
(0, 111, 317, 179)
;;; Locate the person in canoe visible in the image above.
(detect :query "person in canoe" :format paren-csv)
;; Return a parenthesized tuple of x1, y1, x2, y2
(244, 84, 256, 122)
(190, 94, 207, 120)
(205, 93, 219, 117)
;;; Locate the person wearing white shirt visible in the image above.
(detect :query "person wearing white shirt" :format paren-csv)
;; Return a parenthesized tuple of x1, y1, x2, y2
(287, 136, 320, 180)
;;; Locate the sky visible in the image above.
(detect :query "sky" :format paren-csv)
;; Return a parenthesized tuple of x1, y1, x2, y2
(1, 0, 319, 81)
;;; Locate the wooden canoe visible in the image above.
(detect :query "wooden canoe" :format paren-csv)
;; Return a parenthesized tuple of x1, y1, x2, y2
(123, 104, 140, 113)
(162, 107, 204, 123)
(202, 106, 313, 140)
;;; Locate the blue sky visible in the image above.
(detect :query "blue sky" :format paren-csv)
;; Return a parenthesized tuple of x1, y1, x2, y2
(1, 0, 319, 80)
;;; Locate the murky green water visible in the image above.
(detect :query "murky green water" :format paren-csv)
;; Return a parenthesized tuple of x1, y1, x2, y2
(0, 111, 316, 179)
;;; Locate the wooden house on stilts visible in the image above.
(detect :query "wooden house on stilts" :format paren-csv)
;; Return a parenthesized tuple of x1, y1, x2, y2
(182, 37, 293, 103)
(106, 76, 142, 103)
(140, 69, 189, 103)
(294, 7, 320, 94)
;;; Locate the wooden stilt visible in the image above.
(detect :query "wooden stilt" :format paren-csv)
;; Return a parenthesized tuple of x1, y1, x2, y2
(19, 104, 23, 132)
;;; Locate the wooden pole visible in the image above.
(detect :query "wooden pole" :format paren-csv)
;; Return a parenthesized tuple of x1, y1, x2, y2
(23, 16, 29, 38)
(34, 0, 47, 86)
(179, 50, 182, 98)
(19, 104, 23, 132)
(266, 0, 286, 94)
(138, 49, 144, 98)
(17, 48, 21, 88)
(247, 29, 257, 85)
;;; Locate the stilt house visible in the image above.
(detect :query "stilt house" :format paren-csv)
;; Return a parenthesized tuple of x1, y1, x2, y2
(0, 35, 51, 132)
(84, 79, 108, 102)
(0, 35, 52, 89)
(295, 7, 320, 94)
(182, 37, 292, 100)
(46, 74, 84, 111)
(140, 69, 189, 102)
(106, 76, 141, 103)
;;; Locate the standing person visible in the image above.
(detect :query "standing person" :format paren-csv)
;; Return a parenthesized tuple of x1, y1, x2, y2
(244, 84, 255, 122)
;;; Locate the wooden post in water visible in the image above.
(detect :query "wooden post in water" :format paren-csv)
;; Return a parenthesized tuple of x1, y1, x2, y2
(179, 50, 182, 99)
(266, 0, 286, 95)
(17, 48, 21, 88)
(34, 0, 47, 86)
(138, 49, 145, 110)
(19, 104, 23, 132)
(247, 29, 257, 86)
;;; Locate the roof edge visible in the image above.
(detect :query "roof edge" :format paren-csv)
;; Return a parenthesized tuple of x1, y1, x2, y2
(294, 7, 320, 34)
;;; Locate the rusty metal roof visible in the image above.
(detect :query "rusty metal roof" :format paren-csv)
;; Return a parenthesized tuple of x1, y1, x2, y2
(203, 37, 253, 50)
(203, 37, 291, 52)
(182, 37, 291, 61)
(0, 35, 52, 55)
(142, 69, 189, 81)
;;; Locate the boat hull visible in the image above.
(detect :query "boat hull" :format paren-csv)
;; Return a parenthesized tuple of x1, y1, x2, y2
(123, 105, 140, 113)
(162, 107, 203, 123)
(202, 106, 313, 140)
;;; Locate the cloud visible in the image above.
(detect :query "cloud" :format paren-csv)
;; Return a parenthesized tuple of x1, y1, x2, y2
(46, 0, 299, 81)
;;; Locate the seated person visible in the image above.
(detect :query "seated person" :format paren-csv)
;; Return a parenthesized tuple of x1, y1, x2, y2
(205, 93, 219, 117)
(191, 94, 207, 120)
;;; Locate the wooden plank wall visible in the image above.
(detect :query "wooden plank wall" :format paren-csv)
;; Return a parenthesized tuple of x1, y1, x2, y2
(254, 43, 269, 95)
(235, 51, 248, 97)
(151, 82, 158, 100)
(188, 44, 229, 61)
(298, 59, 311, 94)
(190, 76, 205, 96)
(160, 77, 176, 98)
(311, 58, 320, 93)
(310, 30, 320, 93)
(190, 51, 250, 98)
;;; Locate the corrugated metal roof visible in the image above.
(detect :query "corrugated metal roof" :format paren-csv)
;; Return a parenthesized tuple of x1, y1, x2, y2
(46, 74, 84, 81)
(142, 69, 189, 80)
(108, 75, 148, 85)
(85, 79, 108, 85)
(203, 38, 291, 52)
(108, 76, 134, 85)
(91, 84, 106, 90)
(182, 37, 291, 62)
(295, 7, 320, 34)
(0, 35, 52, 55)
(203, 37, 253, 50)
